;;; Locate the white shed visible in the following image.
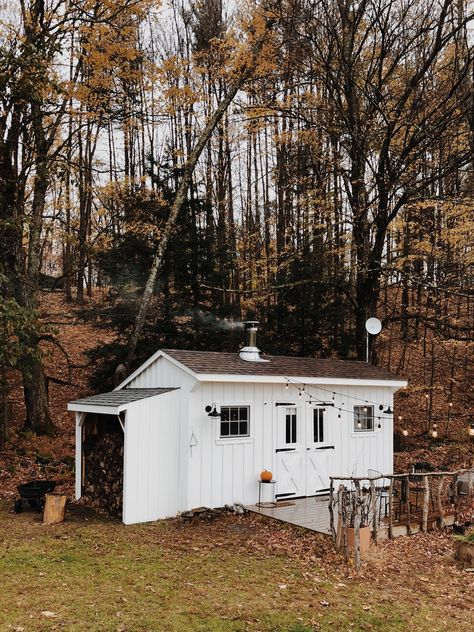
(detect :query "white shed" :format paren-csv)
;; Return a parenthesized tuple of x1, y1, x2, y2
(68, 323, 407, 525)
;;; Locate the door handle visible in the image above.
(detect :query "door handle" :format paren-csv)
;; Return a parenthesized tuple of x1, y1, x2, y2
(306, 447, 312, 450)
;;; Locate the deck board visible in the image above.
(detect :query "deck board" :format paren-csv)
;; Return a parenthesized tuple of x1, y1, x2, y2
(247, 496, 332, 534)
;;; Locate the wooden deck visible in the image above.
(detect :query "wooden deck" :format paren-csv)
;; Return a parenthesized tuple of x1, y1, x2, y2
(247, 496, 332, 535)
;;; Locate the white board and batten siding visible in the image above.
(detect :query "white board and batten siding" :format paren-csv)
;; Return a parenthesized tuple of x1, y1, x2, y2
(124, 355, 196, 392)
(186, 379, 397, 510)
(122, 389, 183, 524)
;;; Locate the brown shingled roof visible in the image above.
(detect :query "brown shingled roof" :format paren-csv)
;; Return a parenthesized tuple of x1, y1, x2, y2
(162, 349, 403, 381)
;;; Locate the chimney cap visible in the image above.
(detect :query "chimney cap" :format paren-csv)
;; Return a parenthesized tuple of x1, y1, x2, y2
(243, 320, 259, 329)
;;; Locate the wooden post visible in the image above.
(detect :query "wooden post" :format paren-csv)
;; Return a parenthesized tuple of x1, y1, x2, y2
(336, 485, 344, 551)
(43, 494, 67, 525)
(406, 475, 411, 536)
(369, 480, 378, 543)
(354, 480, 361, 571)
(388, 477, 394, 539)
(422, 475, 430, 532)
(329, 479, 336, 540)
(452, 474, 460, 523)
(341, 487, 349, 562)
(437, 475, 445, 528)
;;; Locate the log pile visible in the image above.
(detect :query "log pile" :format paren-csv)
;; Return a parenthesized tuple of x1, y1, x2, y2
(82, 432, 123, 517)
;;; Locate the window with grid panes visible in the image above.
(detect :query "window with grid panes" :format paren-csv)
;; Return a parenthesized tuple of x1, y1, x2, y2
(353, 405, 374, 431)
(220, 406, 249, 438)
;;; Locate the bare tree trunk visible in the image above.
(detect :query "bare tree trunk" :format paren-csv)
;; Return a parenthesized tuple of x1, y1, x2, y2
(125, 21, 272, 371)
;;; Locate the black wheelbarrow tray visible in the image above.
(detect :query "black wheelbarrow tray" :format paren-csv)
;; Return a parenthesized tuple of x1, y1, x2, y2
(14, 480, 56, 513)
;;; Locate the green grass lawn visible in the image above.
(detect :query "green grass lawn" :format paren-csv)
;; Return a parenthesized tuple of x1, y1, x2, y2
(0, 501, 472, 631)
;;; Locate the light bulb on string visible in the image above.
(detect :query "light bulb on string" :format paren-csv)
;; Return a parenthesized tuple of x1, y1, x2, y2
(402, 429, 408, 437)
(285, 383, 289, 391)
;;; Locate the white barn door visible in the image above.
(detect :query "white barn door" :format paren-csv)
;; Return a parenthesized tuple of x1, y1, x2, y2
(275, 406, 305, 499)
(305, 408, 334, 495)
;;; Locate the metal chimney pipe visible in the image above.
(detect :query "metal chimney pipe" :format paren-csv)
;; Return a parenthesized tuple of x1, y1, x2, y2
(245, 321, 259, 348)
(239, 321, 268, 362)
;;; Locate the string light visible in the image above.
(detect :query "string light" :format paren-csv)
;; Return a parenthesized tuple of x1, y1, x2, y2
(284, 378, 394, 421)
(285, 378, 403, 408)
(402, 429, 408, 437)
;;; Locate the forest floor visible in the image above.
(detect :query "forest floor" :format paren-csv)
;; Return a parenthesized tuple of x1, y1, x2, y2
(0, 501, 473, 632)
(0, 291, 473, 631)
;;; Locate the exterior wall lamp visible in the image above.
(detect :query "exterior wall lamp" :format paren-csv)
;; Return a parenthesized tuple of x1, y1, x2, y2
(205, 404, 221, 418)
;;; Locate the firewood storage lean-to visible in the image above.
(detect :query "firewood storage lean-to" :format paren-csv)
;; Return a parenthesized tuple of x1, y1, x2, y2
(81, 413, 124, 517)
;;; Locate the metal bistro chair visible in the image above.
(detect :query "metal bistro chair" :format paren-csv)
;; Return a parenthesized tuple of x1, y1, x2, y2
(367, 469, 390, 518)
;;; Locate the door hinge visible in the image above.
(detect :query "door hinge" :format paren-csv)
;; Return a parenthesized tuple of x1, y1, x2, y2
(315, 446, 335, 450)
(275, 447, 296, 452)
(275, 492, 296, 498)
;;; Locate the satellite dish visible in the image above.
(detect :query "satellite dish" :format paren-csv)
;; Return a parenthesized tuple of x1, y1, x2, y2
(365, 317, 382, 335)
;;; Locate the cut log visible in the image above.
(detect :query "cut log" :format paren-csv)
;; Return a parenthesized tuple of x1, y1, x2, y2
(43, 494, 67, 525)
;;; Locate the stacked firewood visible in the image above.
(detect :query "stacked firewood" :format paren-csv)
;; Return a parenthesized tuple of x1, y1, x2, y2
(82, 433, 123, 517)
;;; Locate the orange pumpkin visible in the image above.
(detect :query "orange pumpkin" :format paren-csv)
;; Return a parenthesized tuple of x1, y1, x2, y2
(260, 469, 273, 482)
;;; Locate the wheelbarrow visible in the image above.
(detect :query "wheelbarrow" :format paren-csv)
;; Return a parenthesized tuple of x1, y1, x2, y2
(14, 480, 56, 513)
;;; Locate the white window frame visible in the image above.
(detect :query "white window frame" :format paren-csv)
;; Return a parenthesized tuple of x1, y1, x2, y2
(218, 405, 250, 439)
(353, 405, 374, 432)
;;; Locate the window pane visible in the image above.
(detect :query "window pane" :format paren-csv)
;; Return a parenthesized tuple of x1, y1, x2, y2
(221, 422, 229, 436)
(292, 414, 297, 443)
(220, 408, 229, 421)
(239, 421, 248, 436)
(286, 415, 291, 443)
(239, 407, 248, 420)
(314, 409, 324, 442)
(230, 421, 239, 435)
(230, 408, 238, 421)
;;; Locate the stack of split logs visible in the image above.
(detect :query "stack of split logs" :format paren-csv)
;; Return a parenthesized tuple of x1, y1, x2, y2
(82, 433, 123, 517)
